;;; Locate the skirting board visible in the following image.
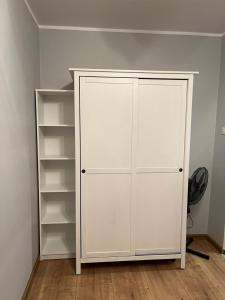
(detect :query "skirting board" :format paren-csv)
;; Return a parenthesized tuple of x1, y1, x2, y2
(188, 234, 223, 253)
(21, 257, 40, 300)
(206, 235, 223, 253)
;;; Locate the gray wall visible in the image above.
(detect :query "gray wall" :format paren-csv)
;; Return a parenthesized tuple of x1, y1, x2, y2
(209, 36, 225, 247)
(40, 29, 221, 234)
(0, 0, 40, 299)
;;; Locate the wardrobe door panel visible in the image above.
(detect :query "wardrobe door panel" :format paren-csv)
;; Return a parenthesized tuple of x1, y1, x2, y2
(135, 173, 182, 254)
(80, 77, 135, 258)
(135, 79, 187, 254)
(80, 77, 134, 169)
(84, 174, 132, 258)
(137, 80, 187, 168)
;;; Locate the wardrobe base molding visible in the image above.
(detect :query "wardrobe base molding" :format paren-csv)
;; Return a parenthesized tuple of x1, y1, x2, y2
(80, 253, 182, 264)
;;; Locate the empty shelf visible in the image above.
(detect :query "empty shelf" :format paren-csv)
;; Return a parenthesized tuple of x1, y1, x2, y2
(38, 124, 74, 127)
(42, 237, 75, 256)
(41, 223, 75, 256)
(40, 184, 75, 193)
(42, 212, 75, 224)
(40, 155, 75, 161)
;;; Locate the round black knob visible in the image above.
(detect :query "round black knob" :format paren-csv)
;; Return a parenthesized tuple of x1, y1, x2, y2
(81, 169, 86, 174)
(179, 168, 183, 172)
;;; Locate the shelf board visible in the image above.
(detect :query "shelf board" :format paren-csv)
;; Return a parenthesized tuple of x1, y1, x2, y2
(38, 124, 74, 127)
(40, 184, 75, 193)
(40, 156, 75, 161)
(41, 213, 75, 225)
(36, 89, 74, 96)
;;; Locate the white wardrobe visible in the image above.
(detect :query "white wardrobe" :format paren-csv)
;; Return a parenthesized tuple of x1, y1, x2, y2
(36, 69, 196, 274)
(71, 69, 195, 274)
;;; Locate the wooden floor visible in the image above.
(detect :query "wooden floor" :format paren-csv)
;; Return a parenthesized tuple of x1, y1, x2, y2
(26, 239, 225, 300)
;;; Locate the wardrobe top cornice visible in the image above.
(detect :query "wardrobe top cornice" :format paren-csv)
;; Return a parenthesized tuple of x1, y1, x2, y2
(69, 68, 199, 78)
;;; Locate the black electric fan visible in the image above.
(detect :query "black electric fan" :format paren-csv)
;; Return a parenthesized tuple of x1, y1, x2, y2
(186, 167, 210, 260)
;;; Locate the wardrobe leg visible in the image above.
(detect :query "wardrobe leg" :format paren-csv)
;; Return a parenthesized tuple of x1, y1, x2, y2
(180, 255, 186, 269)
(76, 259, 81, 275)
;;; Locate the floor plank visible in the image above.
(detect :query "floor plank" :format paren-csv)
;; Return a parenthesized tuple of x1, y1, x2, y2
(26, 239, 225, 300)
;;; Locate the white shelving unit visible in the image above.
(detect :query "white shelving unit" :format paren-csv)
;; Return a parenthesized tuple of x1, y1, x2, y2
(36, 90, 76, 260)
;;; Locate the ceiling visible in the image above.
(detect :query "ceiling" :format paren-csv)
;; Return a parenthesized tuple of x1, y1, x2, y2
(27, 0, 225, 34)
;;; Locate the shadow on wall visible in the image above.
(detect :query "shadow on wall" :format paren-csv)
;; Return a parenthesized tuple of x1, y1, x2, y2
(62, 82, 74, 90)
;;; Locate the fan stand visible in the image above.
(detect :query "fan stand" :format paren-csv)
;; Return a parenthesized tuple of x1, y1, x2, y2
(186, 167, 210, 260)
(186, 237, 210, 260)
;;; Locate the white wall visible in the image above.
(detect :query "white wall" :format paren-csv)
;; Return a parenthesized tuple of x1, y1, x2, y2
(40, 29, 221, 234)
(0, 0, 40, 299)
(208, 36, 225, 248)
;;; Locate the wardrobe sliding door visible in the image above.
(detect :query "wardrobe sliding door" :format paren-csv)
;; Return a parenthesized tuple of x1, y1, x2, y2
(80, 77, 188, 259)
(135, 79, 187, 255)
(80, 77, 136, 258)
